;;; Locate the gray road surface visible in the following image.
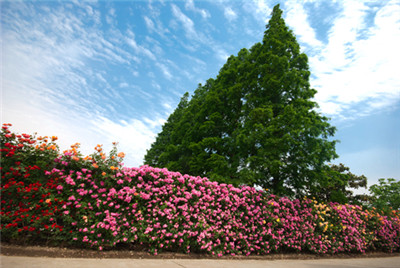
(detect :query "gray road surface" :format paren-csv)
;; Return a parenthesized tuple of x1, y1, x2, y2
(1, 256, 400, 268)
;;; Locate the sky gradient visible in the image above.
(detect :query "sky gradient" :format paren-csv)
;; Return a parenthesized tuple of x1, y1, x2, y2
(1, 0, 399, 191)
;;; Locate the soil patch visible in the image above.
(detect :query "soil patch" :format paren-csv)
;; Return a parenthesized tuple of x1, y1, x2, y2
(1, 242, 399, 260)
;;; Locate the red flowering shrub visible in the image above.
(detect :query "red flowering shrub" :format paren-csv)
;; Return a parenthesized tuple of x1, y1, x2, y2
(1, 124, 65, 243)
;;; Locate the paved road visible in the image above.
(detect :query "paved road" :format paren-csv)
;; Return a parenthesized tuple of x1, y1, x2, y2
(1, 256, 400, 268)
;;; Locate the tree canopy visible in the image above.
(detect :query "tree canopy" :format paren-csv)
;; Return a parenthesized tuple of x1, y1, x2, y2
(311, 163, 368, 204)
(145, 4, 338, 198)
(369, 178, 400, 212)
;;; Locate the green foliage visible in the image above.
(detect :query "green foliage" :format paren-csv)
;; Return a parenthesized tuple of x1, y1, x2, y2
(144, 4, 338, 198)
(311, 163, 368, 204)
(144, 92, 190, 168)
(369, 178, 400, 212)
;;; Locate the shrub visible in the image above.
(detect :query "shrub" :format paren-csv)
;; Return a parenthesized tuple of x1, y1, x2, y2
(1, 124, 399, 255)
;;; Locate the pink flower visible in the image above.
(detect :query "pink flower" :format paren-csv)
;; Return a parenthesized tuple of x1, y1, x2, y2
(65, 176, 75, 185)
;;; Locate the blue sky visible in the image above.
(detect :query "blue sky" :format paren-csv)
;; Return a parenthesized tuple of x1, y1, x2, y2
(1, 0, 399, 191)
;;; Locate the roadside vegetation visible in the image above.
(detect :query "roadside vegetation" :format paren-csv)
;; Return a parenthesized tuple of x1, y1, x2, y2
(1, 123, 399, 256)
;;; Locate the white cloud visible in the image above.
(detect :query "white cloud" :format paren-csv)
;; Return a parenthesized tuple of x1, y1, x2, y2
(152, 81, 161, 90)
(244, 0, 272, 23)
(171, 4, 198, 40)
(93, 117, 162, 167)
(322, 1, 368, 70)
(143, 14, 170, 41)
(119, 82, 129, 88)
(162, 102, 172, 111)
(185, 0, 210, 19)
(156, 62, 173, 80)
(293, 1, 400, 120)
(224, 7, 237, 21)
(125, 30, 156, 61)
(144, 16, 155, 32)
(106, 7, 116, 26)
(143, 117, 166, 129)
(284, 2, 323, 48)
(215, 47, 229, 63)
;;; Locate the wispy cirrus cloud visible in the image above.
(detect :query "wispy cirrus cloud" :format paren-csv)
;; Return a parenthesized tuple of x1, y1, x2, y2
(282, 1, 400, 121)
(284, 2, 323, 49)
(1, 1, 163, 166)
(144, 16, 156, 32)
(185, 0, 210, 19)
(244, 0, 271, 23)
(156, 62, 173, 80)
(106, 7, 116, 26)
(171, 4, 199, 40)
(312, 1, 400, 120)
(125, 30, 157, 61)
(143, 14, 171, 42)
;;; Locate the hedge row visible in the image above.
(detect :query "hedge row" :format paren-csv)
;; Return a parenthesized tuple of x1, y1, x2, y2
(1, 124, 399, 256)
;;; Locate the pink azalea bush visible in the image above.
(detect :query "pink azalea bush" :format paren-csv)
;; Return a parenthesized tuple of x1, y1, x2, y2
(1, 124, 399, 255)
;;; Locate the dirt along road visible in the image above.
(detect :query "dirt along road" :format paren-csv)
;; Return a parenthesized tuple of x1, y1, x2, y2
(1, 255, 400, 268)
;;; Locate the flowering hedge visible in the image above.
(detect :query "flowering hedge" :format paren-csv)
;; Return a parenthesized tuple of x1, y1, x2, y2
(1, 124, 399, 256)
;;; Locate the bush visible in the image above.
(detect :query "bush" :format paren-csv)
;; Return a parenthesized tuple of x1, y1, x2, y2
(1, 124, 399, 255)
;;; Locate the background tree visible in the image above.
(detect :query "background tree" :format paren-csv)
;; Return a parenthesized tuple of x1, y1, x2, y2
(369, 178, 400, 212)
(144, 4, 338, 198)
(311, 163, 368, 204)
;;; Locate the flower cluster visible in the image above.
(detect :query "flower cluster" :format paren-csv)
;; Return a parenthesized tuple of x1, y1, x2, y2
(0, 124, 124, 244)
(49, 165, 399, 255)
(1, 124, 399, 255)
(1, 124, 65, 242)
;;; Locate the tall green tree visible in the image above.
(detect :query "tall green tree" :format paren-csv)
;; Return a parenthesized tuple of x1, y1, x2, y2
(144, 4, 338, 198)
(235, 5, 337, 196)
(144, 92, 190, 169)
